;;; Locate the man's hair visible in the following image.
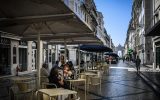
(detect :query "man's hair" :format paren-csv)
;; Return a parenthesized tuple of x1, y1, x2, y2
(42, 63, 48, 68)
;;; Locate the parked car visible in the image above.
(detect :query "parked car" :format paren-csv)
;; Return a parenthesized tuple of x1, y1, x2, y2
(105, 56, 118, 64)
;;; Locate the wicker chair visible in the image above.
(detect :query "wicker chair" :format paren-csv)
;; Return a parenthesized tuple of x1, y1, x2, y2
(10, 80, 35, 100)
(89, 76, 101, 94)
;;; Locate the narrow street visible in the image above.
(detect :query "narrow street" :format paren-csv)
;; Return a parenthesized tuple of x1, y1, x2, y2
(1, 1, 160, 100)
(79, 60, 160, 100)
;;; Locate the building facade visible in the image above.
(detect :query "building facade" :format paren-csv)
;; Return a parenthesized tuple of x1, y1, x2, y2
(146, 0, 160, 69)
(125, 0, 153, 65)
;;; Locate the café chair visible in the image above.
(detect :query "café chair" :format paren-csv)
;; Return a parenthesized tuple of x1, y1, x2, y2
(89, 76, 101, 94)
(10, 80, 35, 100)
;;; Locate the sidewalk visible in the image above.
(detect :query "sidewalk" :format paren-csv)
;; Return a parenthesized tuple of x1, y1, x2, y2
(126, 61, 160, 96)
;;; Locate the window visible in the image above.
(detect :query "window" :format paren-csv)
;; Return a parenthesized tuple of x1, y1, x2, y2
(75, 2, 78, 12)
(19, 48, 27, 71)
(13, 47, 17, 64)
(49, 49, 52, 63)
(0, 38, 11, 76)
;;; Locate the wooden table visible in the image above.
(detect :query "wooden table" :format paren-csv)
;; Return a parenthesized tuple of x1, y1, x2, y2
(10, 76, 32, 83)
(66, 78, 86, 100)
(87, 70, 99, 73)
(81, 72, 97, 76)
(36, 88, 77, 100)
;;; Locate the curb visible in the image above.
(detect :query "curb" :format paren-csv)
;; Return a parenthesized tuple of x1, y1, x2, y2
(126, 62, 160, 96)
(139, 73, 160, 96)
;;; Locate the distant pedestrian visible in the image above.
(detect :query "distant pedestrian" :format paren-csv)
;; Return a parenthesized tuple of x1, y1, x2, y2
(123, 57, 125, 62)
(135, 56, 141, 73)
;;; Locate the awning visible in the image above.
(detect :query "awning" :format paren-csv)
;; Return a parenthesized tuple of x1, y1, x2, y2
(0, 0, 93, 35)
(79, 44, 113, 52)
(145, 20, 160, 36)
(21, 33, 102, 44)
(48, 35, 103, 45)
(0, 0, 95, 89)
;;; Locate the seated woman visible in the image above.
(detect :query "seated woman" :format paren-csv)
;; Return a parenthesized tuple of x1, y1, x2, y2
(48, 67, 69, 89)
(63, 64, 72, 79)
(48, 68, 76, 99)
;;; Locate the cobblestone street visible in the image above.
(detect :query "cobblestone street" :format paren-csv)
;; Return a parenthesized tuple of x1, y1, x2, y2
(78, 60, 160, 100)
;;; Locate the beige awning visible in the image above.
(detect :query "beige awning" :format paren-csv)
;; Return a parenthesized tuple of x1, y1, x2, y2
(0, 0, 96, 89)
(0, 0, 93, 35)
(48, 35, 103, 45)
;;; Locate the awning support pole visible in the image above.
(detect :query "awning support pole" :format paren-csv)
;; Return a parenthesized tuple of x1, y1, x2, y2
(78, 44, 81, 74)
(64, 39, 67, 63)
(37, 30, 41, 89)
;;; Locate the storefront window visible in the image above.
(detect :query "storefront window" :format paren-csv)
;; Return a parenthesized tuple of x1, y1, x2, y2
(19, 48, 27, 71)
(13, 47, 17, 64)
(19, 41, 28, 72)
(156, 47, 160, 68)
(49, 49, 52, 63)
(0, 38, 11, 76)
(32, 42, 37, 70)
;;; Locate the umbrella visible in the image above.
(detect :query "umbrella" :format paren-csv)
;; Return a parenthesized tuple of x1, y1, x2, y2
(80, 44, 112, 69)
(80, 44, 113, 52)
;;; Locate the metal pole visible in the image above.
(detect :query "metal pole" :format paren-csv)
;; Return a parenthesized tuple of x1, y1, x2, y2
(78, 44, 81, 74)
(92, 53, 93, 70)
(143, 51, 144, 65)
(101, 53, 103, 66)
(142, 34, 144, 65)
(64, 39, 67, 63)
(37, 31, 41, 89)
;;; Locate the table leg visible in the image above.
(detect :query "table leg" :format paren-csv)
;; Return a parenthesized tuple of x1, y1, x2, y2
(36, 91, 38, 100)
(69, 94, 71, 100)
(100, 79, 101, 94)
(61, 95, 62, 100)
(85, 80, 86, 100)
(70, 82, 72, 90)
(49, 97, 52, 100)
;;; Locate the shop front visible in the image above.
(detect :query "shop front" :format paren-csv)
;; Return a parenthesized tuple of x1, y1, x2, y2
(155, 41, 160, 69)
(19, 41, 28, 72)
(0, 37, 11, 76)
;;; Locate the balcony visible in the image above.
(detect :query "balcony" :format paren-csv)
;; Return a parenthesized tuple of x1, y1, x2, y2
(61, 0, 95, 32)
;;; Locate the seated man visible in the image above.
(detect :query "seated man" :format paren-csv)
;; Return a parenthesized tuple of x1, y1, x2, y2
(40, 63, 49, 86)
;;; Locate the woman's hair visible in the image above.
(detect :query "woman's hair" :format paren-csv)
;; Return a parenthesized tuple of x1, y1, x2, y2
(50, 67, 59, 77)
(63, 64, 70, 70)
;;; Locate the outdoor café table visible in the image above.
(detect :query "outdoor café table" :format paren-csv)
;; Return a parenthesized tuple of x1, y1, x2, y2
(36, 88, 77, 100)
(87, 70, 100, 73)
(81, 72, 97, 76)
(66, 78, 86, 100)
(10, 76, 32, 83)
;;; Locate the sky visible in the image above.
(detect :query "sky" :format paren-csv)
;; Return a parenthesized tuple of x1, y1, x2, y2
(94, 0, 132, 47)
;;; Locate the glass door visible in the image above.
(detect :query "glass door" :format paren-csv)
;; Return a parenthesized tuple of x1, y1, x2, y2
(156, 47, 160, 68)
(19, 48, 27, 71)
(0, 38, 11, 76)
